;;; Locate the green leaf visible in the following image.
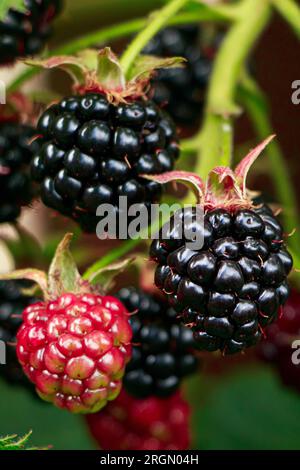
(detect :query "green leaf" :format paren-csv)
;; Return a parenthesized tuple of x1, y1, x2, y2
(192, 368, 300, 450)
(48, 233, 83, 298)
(88, 258, 134, 291)
(97, 47, 126, 91)
(129, 54, 186, 82)
(0, 431, 45, 450)
(0, 0, 27, 21)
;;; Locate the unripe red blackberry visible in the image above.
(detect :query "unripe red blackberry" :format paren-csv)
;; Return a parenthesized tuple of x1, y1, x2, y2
(0, 0, 62, 65)
(148, 137, 293, 354)
(143, 25, 214, 127)
(17, 292, 132, 412)
(29, 48, 180, 232)
(0, 234, 133, 413)
(86, 389, 191, 450)
(258, 289, 300, 393)
(0, 280, 36, 392)
(0, 116, 39, 223)
(117, 287, 199, 398)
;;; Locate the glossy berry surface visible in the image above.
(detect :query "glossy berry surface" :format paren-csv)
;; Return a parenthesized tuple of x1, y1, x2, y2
(258, 289, 300, 393)
(16, 293, 132, 413)
(32, 95, 179, 232)
(150, 205, 293, 354)
(0, 0, 62, 65)
(117, 287, 199, 398)
(143, 25, 213, 126)
(0, 281, 36, 392)
(86, 389, 190, 450)
(0, 122, 38, 223)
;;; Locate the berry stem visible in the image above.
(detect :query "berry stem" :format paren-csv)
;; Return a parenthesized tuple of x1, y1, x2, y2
(272, 0, 300, 39)
(8, 8, 236, 93)
(191, 0, 271, 178)
(82, 211, 172, 279)
(119, 0, 190, 78)
(238, 74, 300, 257)
(219, 117, 234, 168)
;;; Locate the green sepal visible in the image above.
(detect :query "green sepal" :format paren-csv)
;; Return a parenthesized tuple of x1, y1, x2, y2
(0, 269, 48, 299)
(88, 258, 135, 292)
(25, 47, 186, 102)
(128, 54, 186, 82)
(97, 47, 126, 91)
(25, 55, 89, 86)
(48, 233, 83, 298)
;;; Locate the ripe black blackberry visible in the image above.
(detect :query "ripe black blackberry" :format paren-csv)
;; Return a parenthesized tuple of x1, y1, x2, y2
(30, 49, 180, 232)
(117, 287, 199, 398)
(143, 25, 213, 127)
(0, 0, 62, 65)
(0, 280, 36, 391)
(148, 137, 293, 354)
(0, 121, 38, 223)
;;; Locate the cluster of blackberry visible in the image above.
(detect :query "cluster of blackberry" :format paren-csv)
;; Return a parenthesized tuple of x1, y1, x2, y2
(0, 122, 38, 223)
(151, 205, 293, 354)
(31, 95, 179, 232)
(0, 0, 62, 65)
(117, 287, 199, 398)
(143, 25, 212, 126)
(0, 281, 36, 392)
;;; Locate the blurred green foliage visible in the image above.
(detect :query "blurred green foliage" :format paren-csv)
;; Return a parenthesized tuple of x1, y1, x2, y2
(0, 366, 299, 450)
(0, 382, 95, 450)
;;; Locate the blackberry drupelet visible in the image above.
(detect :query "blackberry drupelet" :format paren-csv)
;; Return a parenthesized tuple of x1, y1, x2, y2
(117, 287, 199, 398)
(150, 204, 293, 354)
(143, 25, 212, 127)
(0, 281, 36, 391)
(0, 0, 62, 65)
(0, 122, 38, 223)
(258, 289, 300, 394)
(32, 95, 179, 232)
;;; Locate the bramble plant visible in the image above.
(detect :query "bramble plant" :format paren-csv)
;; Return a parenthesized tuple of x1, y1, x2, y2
(0, 0, 300, 452)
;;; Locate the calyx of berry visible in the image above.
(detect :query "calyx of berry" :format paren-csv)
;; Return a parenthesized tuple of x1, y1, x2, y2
(0, 233, 133, 300)
(26, 47, 185, 103)
(144, 135, 275, 211)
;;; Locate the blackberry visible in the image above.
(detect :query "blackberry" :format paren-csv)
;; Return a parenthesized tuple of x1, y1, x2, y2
(116, 287, 199, 398)
(0, 280, 36, 392)
(143, 25, 213, 127)
(258, 289, 300, 394)
(0, 0, 62, 65)
(0, 122, 38, 223)
(150, 204, 293, 354)
(32, 95, 178, 232)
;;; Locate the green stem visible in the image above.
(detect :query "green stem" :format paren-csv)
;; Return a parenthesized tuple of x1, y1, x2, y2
(238, 74, 300, 259)
(219, 117, 233, 167)
(273, 0, 300, 39)
(83, 238, 143, 279)
(8, 8, 236, 93)
(196, 0, 271, 178)
(120, 0, 190, 77)
(83, 209, 172, 277)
